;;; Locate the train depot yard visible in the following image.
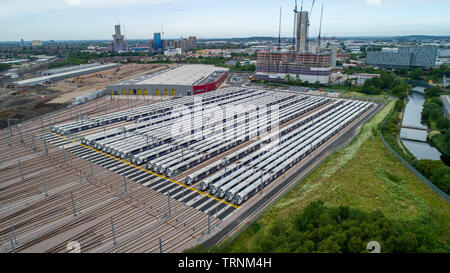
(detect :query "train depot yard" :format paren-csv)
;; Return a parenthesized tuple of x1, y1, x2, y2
(0, 87, 379, 253)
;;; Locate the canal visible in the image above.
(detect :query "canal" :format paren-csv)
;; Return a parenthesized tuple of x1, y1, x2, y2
(400, 88, 441, 160)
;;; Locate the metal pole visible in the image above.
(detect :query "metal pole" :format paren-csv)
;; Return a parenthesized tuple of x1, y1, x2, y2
(168, 191, 171, 217)
(32, 135, 35, 150)
(8, 133, 11, 147)
(110, 216, 117, 246)
(70, 191, 76, 217)
(159, 237, 162, 253)
(8, 118, 12, 137)
(260, 174, 263, 195)
(10, 238, 15, 253)
(11, 225, 17, 245)
(42, 172, 48, 196)
(19, 126, 23, 143)
(123, 175, 127, 194)
(18, 160, 24, 181)
(207, 212, 211, 235)
(43, 139, 48, 156)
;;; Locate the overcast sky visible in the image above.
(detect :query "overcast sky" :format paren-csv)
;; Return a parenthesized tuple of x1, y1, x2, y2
(0, 0, 449, 41)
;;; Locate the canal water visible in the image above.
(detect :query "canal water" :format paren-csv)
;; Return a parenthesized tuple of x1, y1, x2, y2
(400, 90, 442, 160)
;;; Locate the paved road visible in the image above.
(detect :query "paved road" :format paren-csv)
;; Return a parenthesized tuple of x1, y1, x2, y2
(201, 102, 383, 249)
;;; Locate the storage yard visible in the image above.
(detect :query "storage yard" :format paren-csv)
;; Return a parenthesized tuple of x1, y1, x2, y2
(0, 87, 379, 252)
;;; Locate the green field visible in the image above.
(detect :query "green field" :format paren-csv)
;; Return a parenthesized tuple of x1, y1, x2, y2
(200, 100, 449, 252)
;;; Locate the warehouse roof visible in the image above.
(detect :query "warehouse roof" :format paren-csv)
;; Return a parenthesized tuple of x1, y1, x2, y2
(112, 64, 229, 87)
(14, 63, 118, 86)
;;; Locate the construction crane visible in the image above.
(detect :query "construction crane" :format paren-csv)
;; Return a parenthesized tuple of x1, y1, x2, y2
(292, 0, 297, 45)
(307, 0, 315, 27)
(114, 13, 120, 26)
(278, 7, 282, 51)
(318, 2, 323, 47)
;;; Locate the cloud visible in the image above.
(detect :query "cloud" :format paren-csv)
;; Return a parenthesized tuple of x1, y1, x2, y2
(366, 0, 381, 5)
(67, 0, 81, 6)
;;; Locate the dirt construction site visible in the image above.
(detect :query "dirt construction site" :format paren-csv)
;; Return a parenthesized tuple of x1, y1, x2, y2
(0, 88, 380, 253)
(0, 63, 170, 129)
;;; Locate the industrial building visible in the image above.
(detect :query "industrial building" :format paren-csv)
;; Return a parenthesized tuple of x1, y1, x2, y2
(112, 25, 127, 52)
(255, 4, 334, 85)
(107, 64, 229, 96)
(42, 63, 107, 76)
(366, 46, 438, 68)
(13, 63, 118, 87)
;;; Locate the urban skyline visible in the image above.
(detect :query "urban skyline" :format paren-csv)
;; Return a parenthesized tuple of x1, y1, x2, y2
(0, 0, 449, 41)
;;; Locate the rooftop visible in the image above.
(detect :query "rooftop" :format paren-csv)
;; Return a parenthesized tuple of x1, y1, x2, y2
(15, 63, 118, 86)
(112, 64, 229, 86)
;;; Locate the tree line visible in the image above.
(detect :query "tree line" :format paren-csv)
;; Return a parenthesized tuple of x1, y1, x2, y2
(185, 200, 447, 253)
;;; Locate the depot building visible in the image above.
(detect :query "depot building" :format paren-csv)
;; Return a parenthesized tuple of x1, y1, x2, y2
(107, 64, 229, 96)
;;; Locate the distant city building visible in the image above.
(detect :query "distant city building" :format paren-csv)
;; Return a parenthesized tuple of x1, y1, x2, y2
(112, 25, 127, 52)
(336, 51, 350, 62)
(188, 36, 197, 50)
(31, 40, 42, 47)
(164, 48, 182, 56)
(154, 33, 162, 51)
(157, 36, 197, 52)
(366, 46, 437, 68)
